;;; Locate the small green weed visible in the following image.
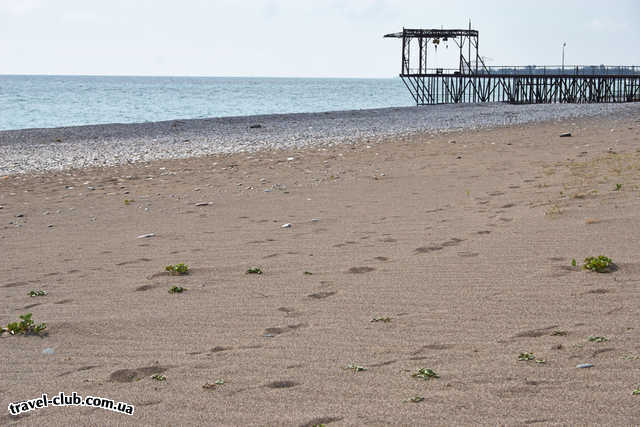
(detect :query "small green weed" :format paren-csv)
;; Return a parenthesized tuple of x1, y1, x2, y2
(345, 363, 367, 373)
(633, 387, 640, 395)
(303, 271, 313, 275)
(571, 259, 577, 267)
(588, 336, 608, 343)
(412, 368, 439, 379)
(518, 352, 536, 361)
(615, 183, 622, 191)
(165, 263, 189, 275)
(370, 317, 392, 323)
(151, 374, 166, 381)
(168, 286, 186, 294)
(583, 256, 613, 273)
(28, 290, 48, 297)
(246, 267, 263, 275)
(407, 396, 424, 403)
(124, 199, 135, 205)
(1, 313, 47, 336)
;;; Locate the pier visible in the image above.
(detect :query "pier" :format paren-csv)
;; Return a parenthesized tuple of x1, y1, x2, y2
(384, 26, 640, 105)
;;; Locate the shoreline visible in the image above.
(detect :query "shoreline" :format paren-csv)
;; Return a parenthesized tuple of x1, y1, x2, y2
(2, 102, 639, 176)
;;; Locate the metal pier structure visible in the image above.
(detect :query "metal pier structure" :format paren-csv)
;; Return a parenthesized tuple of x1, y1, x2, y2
(384, 26, 640, 105)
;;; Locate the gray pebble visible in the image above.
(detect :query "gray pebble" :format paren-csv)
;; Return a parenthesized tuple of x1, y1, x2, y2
(137, 233, 155, 239)
(576, 363, 593, 369)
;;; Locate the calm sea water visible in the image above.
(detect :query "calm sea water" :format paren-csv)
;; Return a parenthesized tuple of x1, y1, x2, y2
(0, 75, 412, 131)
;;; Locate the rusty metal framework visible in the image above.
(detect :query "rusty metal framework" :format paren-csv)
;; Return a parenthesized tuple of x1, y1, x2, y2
(384, 26, 640, 105)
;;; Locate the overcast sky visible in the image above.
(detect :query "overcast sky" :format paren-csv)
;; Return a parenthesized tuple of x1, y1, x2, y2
(1, 0, 638, 78)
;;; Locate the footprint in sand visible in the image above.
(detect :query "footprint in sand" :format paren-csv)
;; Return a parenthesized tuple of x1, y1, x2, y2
(135, 284, 161, 292)
(300, 416, 343, 427)
(278, 307, 301, 317)
(264, 324, 306, 336)
(308, 291, 336, 299)
(347, 266, 375, 273)
(265, 380, 299, 389)
(108, 366, 170, 383)
(457, 251, 479, 257)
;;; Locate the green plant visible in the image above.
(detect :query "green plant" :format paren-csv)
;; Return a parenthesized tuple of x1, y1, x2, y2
(633, 387, 640, 395)
(246, 267, 263, 275)
(615, 183, 622, 191)
(370, 317, 392, 323)
(412, 368, 439, 379)
(151, 374, 166, 381)
(535, 359, 546, 364)
(345, 363, 367, 373)
(583, 256, 612, 273)
(571, 259, 577, 267)
(168, 286, 186, 294)
(28, 290, 47, 297)
(518, 352, 535, 361)
(407, 396, 425, 403)
(588, 336, 608, 343)
(124, 199, 135, 205)
(303, 271, 313, 275)
(165, 263, 189, 275)
(1, 313, 47, 336)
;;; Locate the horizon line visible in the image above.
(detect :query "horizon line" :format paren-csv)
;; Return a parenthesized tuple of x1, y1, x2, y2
(0, 72, 400, 80)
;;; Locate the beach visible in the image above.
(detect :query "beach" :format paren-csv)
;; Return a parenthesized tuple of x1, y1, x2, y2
(2, 105, 640, 425)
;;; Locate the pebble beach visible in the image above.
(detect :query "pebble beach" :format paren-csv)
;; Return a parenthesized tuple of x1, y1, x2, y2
(2, 102, 639, 175)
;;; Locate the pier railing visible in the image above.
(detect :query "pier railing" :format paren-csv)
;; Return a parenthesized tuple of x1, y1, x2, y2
(402, 65, 640, 77)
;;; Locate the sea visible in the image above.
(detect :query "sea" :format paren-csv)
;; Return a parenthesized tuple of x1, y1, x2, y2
(0, 75, 413, 131)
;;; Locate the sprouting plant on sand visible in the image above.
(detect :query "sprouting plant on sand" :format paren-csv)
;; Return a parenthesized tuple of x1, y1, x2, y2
(571, 259, 577, 267)
(124, 199, 135, 205)
(633, 386, 640, 395)
(344, 363, 367, 373)
(303, 271, 313, 275)
(583, 256, 613, 273)
(1, 313, 47, 336)
(370, 317, 392, 323)
(165, 263, 189, 275)
(588, 336, 608, 343)
(246, 267, 263, 275)
(615, 183, 622, 191)
(518, 352, 535, 361)
(412, 368, 439, 379)
(407, 396, 425, 403)
(168, 286, 186, 294)
(151, 374, 166, 381)
(28, 290, 47, 297)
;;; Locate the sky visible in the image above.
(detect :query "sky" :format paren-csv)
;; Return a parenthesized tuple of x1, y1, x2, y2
(0, 0, 638, 78)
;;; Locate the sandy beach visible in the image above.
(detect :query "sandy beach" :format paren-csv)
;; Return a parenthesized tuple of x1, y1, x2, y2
(2, 106, 640, 425)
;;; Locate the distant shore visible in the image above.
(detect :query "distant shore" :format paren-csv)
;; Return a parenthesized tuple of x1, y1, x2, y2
(1, 102, 639, 175)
